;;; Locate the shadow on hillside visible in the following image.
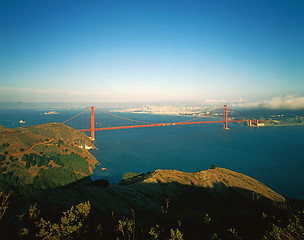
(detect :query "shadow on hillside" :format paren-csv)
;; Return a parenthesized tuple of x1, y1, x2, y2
(1, 174, 296, 240)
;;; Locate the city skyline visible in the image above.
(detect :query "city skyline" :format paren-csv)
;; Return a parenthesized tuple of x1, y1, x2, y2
(1, 0, 304, 108)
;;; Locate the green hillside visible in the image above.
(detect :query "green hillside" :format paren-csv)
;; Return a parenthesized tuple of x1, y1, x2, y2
(0, 123, 98, 194)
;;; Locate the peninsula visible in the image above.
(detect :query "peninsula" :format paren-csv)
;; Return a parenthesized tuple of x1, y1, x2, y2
(114, 105, 304, 127)
(0, 123, 98, 194)
(113, 105, 213, 117)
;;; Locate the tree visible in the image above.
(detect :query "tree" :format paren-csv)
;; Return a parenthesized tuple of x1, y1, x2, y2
(170, 228, 183, 240)
(20, 201, 91, 240)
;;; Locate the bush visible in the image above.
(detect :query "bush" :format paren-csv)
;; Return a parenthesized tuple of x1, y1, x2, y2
(20, 201, 91, 239)
(0, 154, 6, 161)
(22, 153, 66, 169)
(59, 153, 89, 174)
(210, 164, 217, 169)
(33, 167, 79, 189)
(0, 191, 10, 220)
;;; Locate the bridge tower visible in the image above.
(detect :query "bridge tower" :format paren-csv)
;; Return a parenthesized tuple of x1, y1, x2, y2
(91, 107, 95, 141)
(223, 105, 229, 130)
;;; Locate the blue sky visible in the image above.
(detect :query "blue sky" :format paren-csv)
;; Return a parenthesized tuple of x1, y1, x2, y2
(0, 0, 304, 105)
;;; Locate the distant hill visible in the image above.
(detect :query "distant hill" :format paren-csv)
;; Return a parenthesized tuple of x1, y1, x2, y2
(0, 123, 98, 194)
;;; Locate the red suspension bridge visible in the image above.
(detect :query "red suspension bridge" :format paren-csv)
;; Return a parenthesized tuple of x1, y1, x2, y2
(62, 105, 248, 140)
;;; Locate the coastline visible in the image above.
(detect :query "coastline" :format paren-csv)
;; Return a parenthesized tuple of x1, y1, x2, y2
(112, 108, 304, 128)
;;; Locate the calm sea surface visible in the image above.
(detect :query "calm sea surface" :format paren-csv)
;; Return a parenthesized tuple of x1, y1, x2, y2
(1, 109, 304, 200)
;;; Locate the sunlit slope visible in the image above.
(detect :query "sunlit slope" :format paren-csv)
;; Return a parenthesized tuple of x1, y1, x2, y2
(136, 168, 285, 203)
(0, 123, 98, 193)
(73, 168, 286, 219)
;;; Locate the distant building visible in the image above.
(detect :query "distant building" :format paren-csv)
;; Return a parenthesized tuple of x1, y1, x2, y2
(248, 119, 265, 127)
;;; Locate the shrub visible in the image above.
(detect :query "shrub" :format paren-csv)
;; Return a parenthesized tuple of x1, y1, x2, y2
(117, 217, 135, 240)
(20, 201, 91, 239)
(0, 191, 10, 220)
(37, 201, 91, 239)
(22, 153, 52, 169)
(263, 211, 304, 240)
(33, 167, 78, 189)
(0, 154, 6, 161)
(59, 154, 89, 173)
(170, 228, 183, 240)
(210, 164, 217, 169)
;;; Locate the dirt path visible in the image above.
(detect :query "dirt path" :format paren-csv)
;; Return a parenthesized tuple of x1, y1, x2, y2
(10, 138, 55, 157)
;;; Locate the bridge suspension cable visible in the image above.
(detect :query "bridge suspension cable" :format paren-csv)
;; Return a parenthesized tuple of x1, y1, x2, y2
(94, 107, 157, 125)
(61, 105, 248, 140)
(229, 108, 248, 120)
(62, 107, 90, 124)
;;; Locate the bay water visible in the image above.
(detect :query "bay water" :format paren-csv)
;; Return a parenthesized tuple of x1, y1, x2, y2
(1, 109, 304, 200)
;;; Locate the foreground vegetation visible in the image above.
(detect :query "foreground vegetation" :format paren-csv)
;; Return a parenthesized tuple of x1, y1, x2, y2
(1, 168, 304, 240)
(1, 190, 303, 240)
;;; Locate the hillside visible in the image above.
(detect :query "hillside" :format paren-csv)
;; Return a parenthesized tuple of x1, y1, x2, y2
(126, 168, 286, 202)
(82, 168, 287, 221)
(2, 168, 300, 240)
(0, 123, 98, 194)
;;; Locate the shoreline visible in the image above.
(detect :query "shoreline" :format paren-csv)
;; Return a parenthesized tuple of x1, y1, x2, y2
(112, 110, 304, 128)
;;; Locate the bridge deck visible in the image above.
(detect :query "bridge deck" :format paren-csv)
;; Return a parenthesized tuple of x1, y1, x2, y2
(79, 119, 247, 132)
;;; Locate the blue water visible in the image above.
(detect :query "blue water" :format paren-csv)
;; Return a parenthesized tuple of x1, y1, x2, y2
(1, 109, 304, 200)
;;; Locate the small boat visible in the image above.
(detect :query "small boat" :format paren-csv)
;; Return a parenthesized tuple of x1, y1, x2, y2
(19, 120, 26, 124)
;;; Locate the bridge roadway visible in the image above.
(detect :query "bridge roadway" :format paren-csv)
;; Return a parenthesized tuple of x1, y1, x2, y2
(79, 119, 247, 132)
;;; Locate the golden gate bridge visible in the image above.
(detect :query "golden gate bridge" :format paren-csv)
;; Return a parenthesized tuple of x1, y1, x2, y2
(62, 105, 249, 140)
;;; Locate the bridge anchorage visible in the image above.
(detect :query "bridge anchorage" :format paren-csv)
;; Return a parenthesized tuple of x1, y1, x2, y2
(62, 105, 248, 140)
